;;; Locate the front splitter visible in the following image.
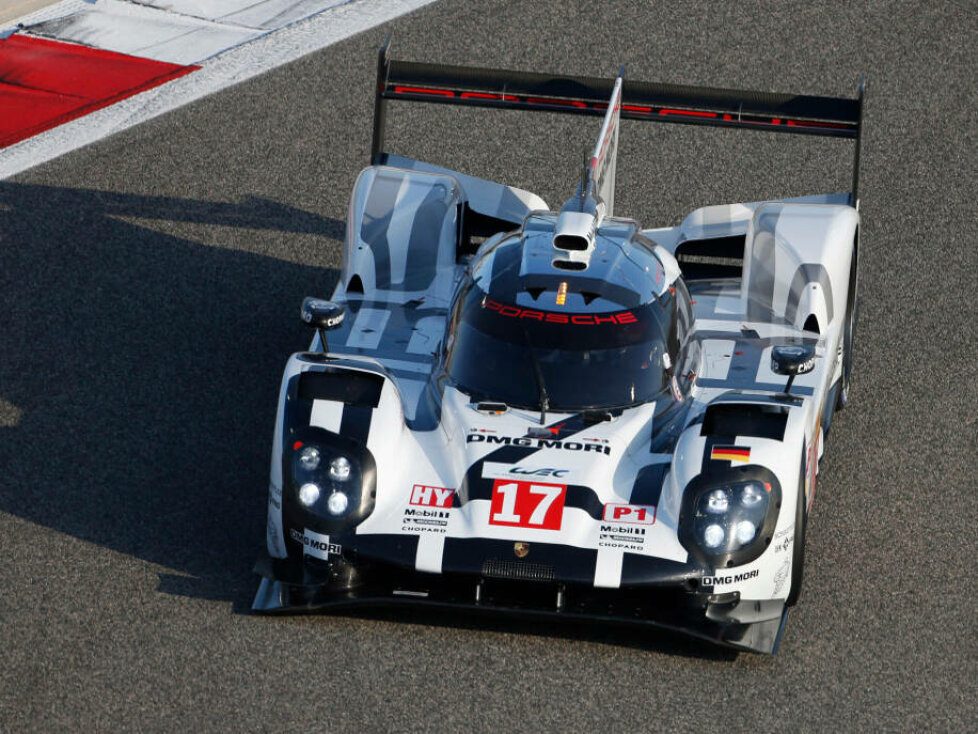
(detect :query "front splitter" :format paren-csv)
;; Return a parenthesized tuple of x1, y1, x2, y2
(252, 556, 788, 654)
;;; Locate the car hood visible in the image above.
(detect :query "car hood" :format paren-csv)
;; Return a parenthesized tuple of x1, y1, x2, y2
(353, 387, 689, 567)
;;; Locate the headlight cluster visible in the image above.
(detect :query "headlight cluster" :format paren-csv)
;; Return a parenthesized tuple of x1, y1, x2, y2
(292, 441, 360, 518)
(680, 466, 781, 567)
(696, 481, 767, 552)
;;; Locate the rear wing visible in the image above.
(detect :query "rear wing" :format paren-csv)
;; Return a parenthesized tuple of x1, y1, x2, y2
(370, 38, 866, 205)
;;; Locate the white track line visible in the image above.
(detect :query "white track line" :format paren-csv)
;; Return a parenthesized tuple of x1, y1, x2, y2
(0, 0, 437, 179)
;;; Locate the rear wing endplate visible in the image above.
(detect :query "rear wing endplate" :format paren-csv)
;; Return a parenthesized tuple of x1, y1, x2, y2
(370, 38, 866, 205)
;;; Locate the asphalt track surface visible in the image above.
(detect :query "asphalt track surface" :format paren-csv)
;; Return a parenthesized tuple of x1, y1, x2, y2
(2, 1, 976, 730)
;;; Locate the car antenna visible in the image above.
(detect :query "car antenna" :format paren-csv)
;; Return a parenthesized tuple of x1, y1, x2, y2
(523, 327, 549, 425)
(578, 146, 589, 211)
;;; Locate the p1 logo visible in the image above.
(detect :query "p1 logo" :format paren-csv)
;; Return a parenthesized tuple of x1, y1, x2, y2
(602, 503, 657, 524)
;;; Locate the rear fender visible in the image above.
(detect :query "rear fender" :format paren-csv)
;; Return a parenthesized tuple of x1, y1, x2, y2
(339, 166, 463, 301)
(742, 203, 858, 334)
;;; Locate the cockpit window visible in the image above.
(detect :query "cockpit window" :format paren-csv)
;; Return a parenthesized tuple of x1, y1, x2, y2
(446, 285, 679, 411)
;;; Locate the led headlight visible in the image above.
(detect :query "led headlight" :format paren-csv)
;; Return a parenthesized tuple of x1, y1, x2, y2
(705, 488, 729, 514)
(734, 519, 757, 544)
(679, 467, 782, 567)
(298, 446, 321, 471)
(298, 482, 321, 507)
(326, 491, 349, 516)
(703, 524, 725, 548)
(329, 456, 352, 481)
(285, 431, 376, 535)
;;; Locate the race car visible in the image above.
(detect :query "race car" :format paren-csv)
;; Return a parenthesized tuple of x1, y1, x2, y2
(253, 40, 865, 654)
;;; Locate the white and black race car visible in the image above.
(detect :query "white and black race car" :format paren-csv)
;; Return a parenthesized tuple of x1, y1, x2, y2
(253, 41, 865, 654)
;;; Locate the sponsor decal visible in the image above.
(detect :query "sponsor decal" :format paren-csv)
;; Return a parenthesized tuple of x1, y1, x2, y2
(772, 559, 791, 595)
(509, 467, 568, 477)
(466, 433, 610, 455)
(484, 297, 638, 325)
(289, 527, 341, 560)
(401, 507, 449, 534)
(266, 515, 285, 558)
(409, 484, 455, 508)
(403, 508, 450, 519)
(701, 568, 760, 586)
(602, 503, 656, 524)
(710, 445, 751, 463)
(773, 524, 795, 553)
(489, 480, 566, 530)
(598, 523, 647, 551)
(402, 518, 448, 532)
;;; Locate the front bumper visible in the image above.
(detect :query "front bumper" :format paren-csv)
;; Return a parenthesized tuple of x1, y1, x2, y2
(252, 552, 788, 654)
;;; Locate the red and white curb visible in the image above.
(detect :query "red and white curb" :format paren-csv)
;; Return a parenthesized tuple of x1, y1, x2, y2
(0, 0, 436, 179)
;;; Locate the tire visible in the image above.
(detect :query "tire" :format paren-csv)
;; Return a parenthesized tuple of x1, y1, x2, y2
(786, 457, 808, 607)
(836, 236, 858, 410)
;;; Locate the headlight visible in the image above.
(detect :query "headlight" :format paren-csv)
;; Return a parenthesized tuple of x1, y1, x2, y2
(703, 523, 725, 548)
(283, 429, 377, 535)
(692, 481, 768, 555)
(679, 467, 782, 567)
(704, 488, 729, 514)
(329, 456, 352, 481)
(326, 491, 349, 515)
(297, 445, 321, 471)
(298, 482, 321, 506)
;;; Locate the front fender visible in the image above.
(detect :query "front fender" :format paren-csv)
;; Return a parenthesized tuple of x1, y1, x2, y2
(266, 353, 407, 559)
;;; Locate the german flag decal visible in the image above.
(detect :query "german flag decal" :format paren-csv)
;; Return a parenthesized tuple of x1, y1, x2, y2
(711, 446, 751, 463)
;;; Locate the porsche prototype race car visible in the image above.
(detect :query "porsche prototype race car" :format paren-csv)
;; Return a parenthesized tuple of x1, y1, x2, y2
(253, 41, 865, 654)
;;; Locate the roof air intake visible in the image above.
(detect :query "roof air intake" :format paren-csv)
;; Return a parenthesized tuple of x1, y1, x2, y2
(551, 210, 596, 271)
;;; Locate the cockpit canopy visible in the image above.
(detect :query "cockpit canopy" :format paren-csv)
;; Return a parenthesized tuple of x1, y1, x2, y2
(445, 214, 690, 412)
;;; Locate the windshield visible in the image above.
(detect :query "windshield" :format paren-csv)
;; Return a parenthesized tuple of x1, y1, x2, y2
(446, 288, 676, 411)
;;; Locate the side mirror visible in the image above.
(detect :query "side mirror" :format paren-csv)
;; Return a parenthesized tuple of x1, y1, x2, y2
(770, 344, 816, 376)
(301, 298, 346, 330)
(771, 344, 816, 396)
(301, 298, 346, 353)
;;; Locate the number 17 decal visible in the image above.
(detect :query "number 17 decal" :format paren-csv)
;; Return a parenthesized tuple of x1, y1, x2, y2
(489, 480, 567, 530)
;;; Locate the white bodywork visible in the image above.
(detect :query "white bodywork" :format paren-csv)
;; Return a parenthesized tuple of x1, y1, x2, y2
(265, 162, 858, 607)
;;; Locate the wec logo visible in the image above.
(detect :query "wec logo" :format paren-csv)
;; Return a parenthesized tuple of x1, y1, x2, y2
(509, 467, 568, 477)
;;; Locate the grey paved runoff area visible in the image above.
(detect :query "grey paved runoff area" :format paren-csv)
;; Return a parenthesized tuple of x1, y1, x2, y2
(2, 1, 976, 730)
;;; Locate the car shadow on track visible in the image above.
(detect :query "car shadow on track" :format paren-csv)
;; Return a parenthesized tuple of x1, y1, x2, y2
(0, 180, 739, 661)
(0, 181, 343, 614)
